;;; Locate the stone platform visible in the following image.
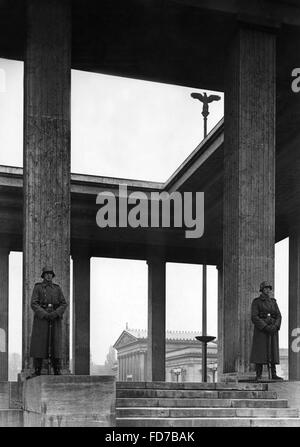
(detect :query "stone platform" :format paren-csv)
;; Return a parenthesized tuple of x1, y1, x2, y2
(22, 375, 116, 427)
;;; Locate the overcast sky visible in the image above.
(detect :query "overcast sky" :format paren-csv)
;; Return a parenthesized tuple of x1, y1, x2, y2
(1, 58, 289, 367)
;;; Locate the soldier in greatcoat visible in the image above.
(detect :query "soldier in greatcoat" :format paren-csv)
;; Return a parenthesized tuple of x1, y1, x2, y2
(250, 281, 283, 381)
(29, 266, 68, 376)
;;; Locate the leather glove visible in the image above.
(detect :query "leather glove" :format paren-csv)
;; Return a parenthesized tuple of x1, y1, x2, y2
(265, 325, 277, 334)
(48, 311, 58, 321)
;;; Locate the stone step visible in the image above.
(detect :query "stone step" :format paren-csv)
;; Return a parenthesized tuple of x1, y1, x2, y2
(0, 382, 9, 409)
(116, 389, 277, 399)
(116, 407, 298, 418)
(116, 381, 268, 391)
(0, 410, 23, 427)
(116, 417, 300, 427)
(116, 397, 289, 408)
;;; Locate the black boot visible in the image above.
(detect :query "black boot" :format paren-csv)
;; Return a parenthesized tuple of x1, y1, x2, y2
(52, 358, 61, 375)
(271, 364, 283, 381)
(255, 364, 263, 382)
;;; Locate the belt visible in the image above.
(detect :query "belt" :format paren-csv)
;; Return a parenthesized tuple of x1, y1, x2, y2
(41, 303, 59, 310)
(259, 313, 277, 319)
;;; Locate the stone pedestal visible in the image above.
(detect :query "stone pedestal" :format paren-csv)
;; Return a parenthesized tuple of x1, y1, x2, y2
(23, 376, 116, 427)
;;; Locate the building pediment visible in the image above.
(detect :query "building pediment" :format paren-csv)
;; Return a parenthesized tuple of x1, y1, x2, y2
(113, 331, 138, 349)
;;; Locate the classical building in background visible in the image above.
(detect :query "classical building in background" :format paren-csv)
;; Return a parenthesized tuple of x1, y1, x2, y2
(114, 327, 218, 382)
(113, 327, 289, 382)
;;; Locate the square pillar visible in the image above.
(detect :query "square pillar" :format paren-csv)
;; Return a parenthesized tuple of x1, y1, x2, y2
(147, 256, 166, 381)
(0, 246, 9, 381)
(289, 232, 300, 380)
(72, 253, 91, 375)
(23, 0, 71, 371)
(217, 264, 224, 377)
(223, 23, 276, 377)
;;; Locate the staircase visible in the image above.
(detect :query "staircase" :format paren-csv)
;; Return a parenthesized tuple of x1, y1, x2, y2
(0, 382, 23, 427)
(116, 381, 300, 427)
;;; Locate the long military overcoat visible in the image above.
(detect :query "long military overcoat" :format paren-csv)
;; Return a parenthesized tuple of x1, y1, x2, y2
(250, 294, 281, 364)
(29, 280, 67, 359)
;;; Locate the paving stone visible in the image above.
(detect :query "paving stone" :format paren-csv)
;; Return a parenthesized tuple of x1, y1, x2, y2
(117, 417, 300, 427)
(116, 417, 252, 427)
(116, 381, 268, 391)
(215, 383, 268, 391)
(116, 397, 289, 408)
(144, 382, 216, 390)
(230, 398, 288, 408)
(117, 389, 220, 399)
(116, 406, 298, 419)
(218, 391, 277, 399)
(250, 418, 300, 427)
(116, 382, 147, 389)
(235, 408, 299, 418)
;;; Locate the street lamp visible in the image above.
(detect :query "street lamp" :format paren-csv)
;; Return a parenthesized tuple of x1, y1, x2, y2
(195, 335, 216, 382)
(190, 92, 221, 139)
(191, 91, 220, 383)
(172, 368, 182, 382)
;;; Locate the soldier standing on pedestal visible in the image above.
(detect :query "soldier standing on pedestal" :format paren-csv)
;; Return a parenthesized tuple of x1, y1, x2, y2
(29, 266, 68, 376)
(250, 281, 283, 382)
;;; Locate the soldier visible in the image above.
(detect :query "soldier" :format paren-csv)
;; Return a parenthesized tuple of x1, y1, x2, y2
(29, 266, 68, 376)
(250, 281, 283, 382)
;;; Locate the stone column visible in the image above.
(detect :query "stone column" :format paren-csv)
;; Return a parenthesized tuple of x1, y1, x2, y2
(23, 0, 71, 371)
(217, 264, 224, 377)
(0, 247, 9, 380)
(125, 355, 128, 380)
(143, 352, 147, 381)
(146, 256, 166, 381)
(133, 353, 137, 381)
(223, 23, 276, 377)
(120, 356, 124, 381)
(72, 253, 91, 375)
(289, 232, 300, 380)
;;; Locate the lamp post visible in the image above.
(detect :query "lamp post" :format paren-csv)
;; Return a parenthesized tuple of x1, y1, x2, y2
(191, 91, 220, 382)
(172, 368, 182, 382)
(190, 91, 221, 139)
(196, 335, 216, 382)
